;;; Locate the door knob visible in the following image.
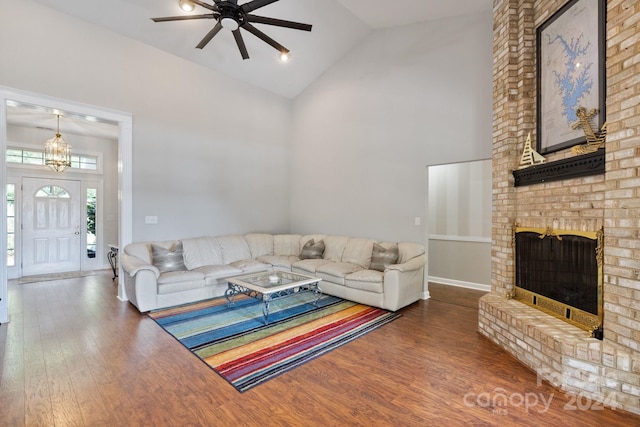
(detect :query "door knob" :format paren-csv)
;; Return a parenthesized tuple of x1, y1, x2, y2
(75, 231, 80, 235)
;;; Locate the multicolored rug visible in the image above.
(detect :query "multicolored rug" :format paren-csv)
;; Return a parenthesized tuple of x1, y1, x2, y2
(148, 293, 401, 392)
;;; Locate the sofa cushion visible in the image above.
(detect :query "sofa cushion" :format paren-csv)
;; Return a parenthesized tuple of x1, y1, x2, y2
(245, 233, 274, 258)
(316, 262, 364, 285)
(229, 259, 271, 273)
(341, 238, 375, 268)
(273, 234, 302, 256)
(345, 269, 384, 293)
(217, 235, 252, 264)
(300, 234, 326, 251)
(292, 258, 331, 274)
(157, 270, 205, 294)
(299, 239, 325, 259)
(192, 265, 243, 285)
(370, 243, 399, 272)
(323, 235, 349, 262)
(257, 255, 300, 270)
(182, 236, 223, 270)
(151, 242, 187, 273)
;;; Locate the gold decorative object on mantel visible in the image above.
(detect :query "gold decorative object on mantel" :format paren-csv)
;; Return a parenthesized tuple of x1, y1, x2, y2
(518, 133, 546, 169)
(571, 107, 608, 154)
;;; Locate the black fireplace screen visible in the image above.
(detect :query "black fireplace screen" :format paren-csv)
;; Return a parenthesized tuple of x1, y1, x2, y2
(515, 232, 598, 315)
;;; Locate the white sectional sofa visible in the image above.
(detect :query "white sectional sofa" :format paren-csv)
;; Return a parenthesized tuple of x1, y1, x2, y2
(121, 233, 426, 313)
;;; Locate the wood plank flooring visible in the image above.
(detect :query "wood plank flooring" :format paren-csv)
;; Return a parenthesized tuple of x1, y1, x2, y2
(1, 271, 639, 426)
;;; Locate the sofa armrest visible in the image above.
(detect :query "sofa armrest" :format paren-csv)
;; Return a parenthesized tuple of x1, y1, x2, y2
(121, 252, 160, 279)
(123, 269, 161, 313)
(381, 253, 426, 311)
(385, 254, 426, 273)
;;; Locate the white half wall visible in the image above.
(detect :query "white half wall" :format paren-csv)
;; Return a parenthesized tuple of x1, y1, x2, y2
(0, 0, 293, 242)
(290, 12, 494, 243)
(428, 239, 491, 290)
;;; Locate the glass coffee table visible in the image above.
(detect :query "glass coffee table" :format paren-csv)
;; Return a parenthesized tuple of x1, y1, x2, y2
(225, 271, 323, 324)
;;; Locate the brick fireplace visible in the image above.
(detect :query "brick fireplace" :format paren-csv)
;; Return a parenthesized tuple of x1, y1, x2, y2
(479, 0, 640, 415)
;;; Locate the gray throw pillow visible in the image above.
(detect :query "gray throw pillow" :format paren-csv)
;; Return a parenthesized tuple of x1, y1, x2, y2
(370, 243, 399, 272)
(151, 241, 187, 273)
(299, 239, 325, 260)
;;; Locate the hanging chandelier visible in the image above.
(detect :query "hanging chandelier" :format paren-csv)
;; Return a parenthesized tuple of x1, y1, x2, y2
(44, 114, 71, 172)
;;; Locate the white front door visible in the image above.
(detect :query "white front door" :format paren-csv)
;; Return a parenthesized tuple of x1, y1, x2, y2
(22, 177, 82, 276)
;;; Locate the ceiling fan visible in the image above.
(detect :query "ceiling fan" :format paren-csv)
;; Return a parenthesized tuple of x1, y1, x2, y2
(152, 0, 312, 60)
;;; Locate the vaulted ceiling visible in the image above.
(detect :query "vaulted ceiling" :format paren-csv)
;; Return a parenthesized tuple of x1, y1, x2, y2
(8, 0, 492, 138)
(31, 0, 493, 99)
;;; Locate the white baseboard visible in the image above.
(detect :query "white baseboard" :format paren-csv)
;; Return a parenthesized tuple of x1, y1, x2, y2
(428, 276, 491, 292)
(421, 290, 431, 300)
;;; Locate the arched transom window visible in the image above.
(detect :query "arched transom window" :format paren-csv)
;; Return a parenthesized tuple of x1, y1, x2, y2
(35, 185, 70, 199)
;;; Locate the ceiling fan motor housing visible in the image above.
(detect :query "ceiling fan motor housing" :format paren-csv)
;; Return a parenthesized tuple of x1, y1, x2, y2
(219, 3, 245, 29)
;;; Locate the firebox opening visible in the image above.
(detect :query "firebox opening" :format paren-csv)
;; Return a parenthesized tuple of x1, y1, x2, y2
(513, 226, 603, 338)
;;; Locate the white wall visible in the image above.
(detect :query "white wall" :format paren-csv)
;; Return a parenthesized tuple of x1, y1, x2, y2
(0, 0, 292, 242)
(290, 12, 494, 243)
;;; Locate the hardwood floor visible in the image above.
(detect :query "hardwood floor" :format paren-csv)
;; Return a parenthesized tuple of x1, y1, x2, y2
(427, 282, 488, 309)
(1, 271, 639, 426)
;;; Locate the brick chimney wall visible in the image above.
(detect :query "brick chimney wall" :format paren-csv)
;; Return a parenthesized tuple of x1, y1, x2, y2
(482, 0, 640, 414)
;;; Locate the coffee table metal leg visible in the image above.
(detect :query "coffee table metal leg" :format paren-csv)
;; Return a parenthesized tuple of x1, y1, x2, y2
(262, 295, 271, 325)
(225, 286, 237, 306)
(313, 283, 323, 306)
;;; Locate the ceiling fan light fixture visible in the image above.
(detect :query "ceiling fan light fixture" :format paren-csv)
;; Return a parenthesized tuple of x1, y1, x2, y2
(221, 17, 239, 31)
(179, 0, 195, 12)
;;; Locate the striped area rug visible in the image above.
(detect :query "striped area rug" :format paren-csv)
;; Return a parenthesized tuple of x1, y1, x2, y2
(149, 293, 401, 392)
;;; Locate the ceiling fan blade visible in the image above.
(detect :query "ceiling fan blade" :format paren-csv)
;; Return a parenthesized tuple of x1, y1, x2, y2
(246, 15, 312, 31)
(232, 29, 250, 60)
(241, 0, 279, 14)
(196, 22, 223, 49)
(152, 14, 216, 22)
(243, 22, 289, 54)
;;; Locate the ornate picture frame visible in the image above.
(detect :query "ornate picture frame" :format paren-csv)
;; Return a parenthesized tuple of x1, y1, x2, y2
(536, 0, 606, 154)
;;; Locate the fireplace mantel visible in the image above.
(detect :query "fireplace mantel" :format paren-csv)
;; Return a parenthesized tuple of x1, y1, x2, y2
(512, 149, 605, 187)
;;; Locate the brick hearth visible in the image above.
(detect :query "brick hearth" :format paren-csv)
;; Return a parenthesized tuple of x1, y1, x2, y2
(481, 0, 640, 415)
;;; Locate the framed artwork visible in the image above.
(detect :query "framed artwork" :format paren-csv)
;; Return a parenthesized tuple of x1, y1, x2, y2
(536, 0, 606, 154)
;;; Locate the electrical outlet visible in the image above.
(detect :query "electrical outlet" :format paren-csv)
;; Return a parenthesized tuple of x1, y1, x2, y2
(414, 217, 421, 226)
(145, 216, 158, 224)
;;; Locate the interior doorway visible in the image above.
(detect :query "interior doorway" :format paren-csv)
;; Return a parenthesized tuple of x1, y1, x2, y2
(0, 86, 134, 324)
(427, 159, 492, 291)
